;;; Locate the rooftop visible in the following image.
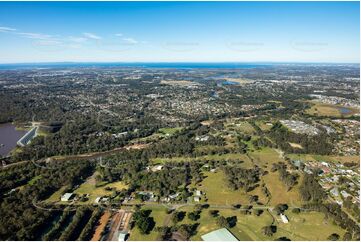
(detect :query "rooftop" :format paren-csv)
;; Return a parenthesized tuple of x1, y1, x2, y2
(201, 228, 238, 241)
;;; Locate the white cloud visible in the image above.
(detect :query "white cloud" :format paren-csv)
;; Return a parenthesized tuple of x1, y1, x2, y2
(18, 32, 53, 40)
(115, 33, 123, 37)
(68, 36, 88, 43)
(83, 32, 102, 40)
(0, 26, 16, 32)
(34, 40, 63, 46)
(122, 37, 138, 44)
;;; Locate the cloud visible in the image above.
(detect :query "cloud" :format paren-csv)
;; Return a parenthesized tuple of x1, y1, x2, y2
(122, 37, 138, 44)
(115, 33, 123, 37)
(18, 32, 53, 40)
(0, 26, 16, 32)
(34, 40, 63, 46)
(83, 32, 102, 40)
(68, 36, 88, 43)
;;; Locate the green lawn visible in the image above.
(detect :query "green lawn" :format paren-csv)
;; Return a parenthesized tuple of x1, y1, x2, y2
(249, 147, 283, 169)
(127, 205, 345, 241)
(45, 186, 69, 202)
(255, 121, 273, 131)
(275, 210, 345, 240)
(286, 153, 360, 164)
(45, 180, 128, 204)
(225, 120, 256, 135)
(249, 148, 302, 206)
(306, 101, 359, 117)
(152, 153, 251, 164)
(128, 206, 168, 241)
(28, 175, 42, 185)
(74, 180, 128, 203)
(200, 171, 267, 205)
(189, 209, 344, 241)
(158, 127, 183, 135)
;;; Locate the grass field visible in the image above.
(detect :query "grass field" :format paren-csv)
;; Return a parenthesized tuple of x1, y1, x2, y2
(128, 206, 168, 241)
(249, 147, 283, 169)
(286, 153, 360, 164)
(276, 210, 345, 240)
(74, 180, 128, 203)
(225, 120, 256, 135)
(249, 148, 302, 206)
(46, 186, 69, 202)
(28, 175, 42, 185)
(45, 177, 128, 203)
(158, 127, 183, 135)
(262, 171, 302, 206)
(177, 206, 343, 241)
(255, 121, 273, 131)
(199, 171, 267, 205)
(160, 80, 199, 86)
(306, 101, 359, 117)
(152, 153, 252, 165)
(126, 205, 345, 241)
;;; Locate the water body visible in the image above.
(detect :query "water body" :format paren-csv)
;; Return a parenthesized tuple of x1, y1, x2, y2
(338, 107, 352, 115)
(0, 62, 272, 70)
(222, 81, 238, 85)
(216, 80, 239, 87)
(0, 123, 27, 156)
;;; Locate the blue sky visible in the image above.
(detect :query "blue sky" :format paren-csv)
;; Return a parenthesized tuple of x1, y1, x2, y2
(0, 1, 359, 63)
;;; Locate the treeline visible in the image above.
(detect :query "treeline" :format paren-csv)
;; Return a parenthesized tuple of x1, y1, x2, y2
(58, 207, 93, 241)
(222, 166, 261, 192)
(271, 162, 298, 191)
(0, 160, 94, 240)
(42, 209, 75, 240)
(132, 209, 155, 234)
(0, 162, 38, 194)
(299, 174, 326, 202)
(12, 114, 162, 162)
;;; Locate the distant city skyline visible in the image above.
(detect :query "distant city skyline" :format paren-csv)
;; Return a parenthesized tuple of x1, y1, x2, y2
(0, 1, 359, 63)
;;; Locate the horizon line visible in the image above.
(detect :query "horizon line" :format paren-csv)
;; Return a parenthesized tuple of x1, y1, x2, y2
(0, 61, 359, 65)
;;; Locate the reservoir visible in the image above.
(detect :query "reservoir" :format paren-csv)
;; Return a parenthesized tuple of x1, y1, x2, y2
(0, 123, 27, 156)
(338, 107, 352, 115)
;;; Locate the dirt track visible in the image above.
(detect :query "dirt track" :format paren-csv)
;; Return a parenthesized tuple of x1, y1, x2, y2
(91, 211, 111, 241)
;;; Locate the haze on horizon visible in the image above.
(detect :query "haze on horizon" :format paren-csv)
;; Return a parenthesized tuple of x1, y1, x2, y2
(0, 1, 359, 64)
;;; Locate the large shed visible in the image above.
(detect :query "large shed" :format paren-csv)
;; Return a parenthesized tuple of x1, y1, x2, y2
(201, 228, 238, 241)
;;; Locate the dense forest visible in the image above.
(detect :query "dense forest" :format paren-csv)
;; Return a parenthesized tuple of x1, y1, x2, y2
(269, 122, 334, 155)
(0, 160, 94, 240)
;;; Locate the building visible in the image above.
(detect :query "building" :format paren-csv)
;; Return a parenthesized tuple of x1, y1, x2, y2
(168, 193, 179, 200)
(95, 196, 102, 203)
(196, 190, 202, 196)
(151, 165, 163, 172)
(61, 193, 74, 202)
(341, 190, 351, 198)
(194, 196, 200, 202)
(201, 228, 238, 241)
(330, 187, 339, 197)
(280, 213, 289, 223)
(118, 231, 128, 241)
(195, 135, 210, 142)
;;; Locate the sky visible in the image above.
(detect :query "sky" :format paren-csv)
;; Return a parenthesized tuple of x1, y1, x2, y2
(0, 1, 359, 63)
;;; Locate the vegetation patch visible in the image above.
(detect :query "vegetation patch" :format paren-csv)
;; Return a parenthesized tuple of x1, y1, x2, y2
(200, 171, 266, 205)
(306, 101, 359, 117)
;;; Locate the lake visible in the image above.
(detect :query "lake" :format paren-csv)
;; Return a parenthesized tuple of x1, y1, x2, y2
(0, 123, 27, 156)
(338, 107, 352, 115)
